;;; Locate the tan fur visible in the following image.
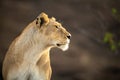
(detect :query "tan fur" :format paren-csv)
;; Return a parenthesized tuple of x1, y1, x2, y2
(2, 12, 71, 80)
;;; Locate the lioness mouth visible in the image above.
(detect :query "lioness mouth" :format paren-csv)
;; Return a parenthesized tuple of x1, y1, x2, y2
(56, 44, 62, 46)
(56, 43, 65, 46)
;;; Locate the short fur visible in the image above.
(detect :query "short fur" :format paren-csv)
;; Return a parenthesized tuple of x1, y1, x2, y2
(2, 12, 71, 80)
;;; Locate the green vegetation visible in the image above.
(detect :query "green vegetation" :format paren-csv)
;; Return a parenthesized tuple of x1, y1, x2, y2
(103, 32, 120, 52)
(104, 32, 116, 51)
(103, 7, 120, 52)
(112, 8, 117, 14)
(112, 8, 120, 22)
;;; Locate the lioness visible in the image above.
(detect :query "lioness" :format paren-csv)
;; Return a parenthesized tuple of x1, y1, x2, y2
(2, 12, 71, 80)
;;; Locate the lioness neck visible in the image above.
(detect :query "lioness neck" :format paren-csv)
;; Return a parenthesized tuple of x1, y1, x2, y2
(14, 21, 51, 64)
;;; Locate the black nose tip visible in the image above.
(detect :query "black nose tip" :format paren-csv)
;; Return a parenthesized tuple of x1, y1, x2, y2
(67, 35, 71, 39)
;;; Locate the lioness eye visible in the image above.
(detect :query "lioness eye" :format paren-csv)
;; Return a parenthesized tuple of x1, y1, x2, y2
(55, 26, 58, 28)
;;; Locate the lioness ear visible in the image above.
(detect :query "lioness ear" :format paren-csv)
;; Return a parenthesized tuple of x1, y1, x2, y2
(51, 17, 56, 21)
(36, 12, 49, 27)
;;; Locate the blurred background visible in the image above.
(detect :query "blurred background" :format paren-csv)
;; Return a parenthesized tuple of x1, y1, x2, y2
(0, 0, 120, 80)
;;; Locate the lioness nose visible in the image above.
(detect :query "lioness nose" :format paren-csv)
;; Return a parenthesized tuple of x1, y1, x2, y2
(67, 34, 71, 39)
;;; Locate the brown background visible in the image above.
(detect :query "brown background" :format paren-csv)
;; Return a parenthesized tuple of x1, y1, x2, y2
(0, 0, 120, 80)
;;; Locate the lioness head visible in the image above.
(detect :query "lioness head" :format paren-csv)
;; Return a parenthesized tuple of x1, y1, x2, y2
(35, 12, 71, 51)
